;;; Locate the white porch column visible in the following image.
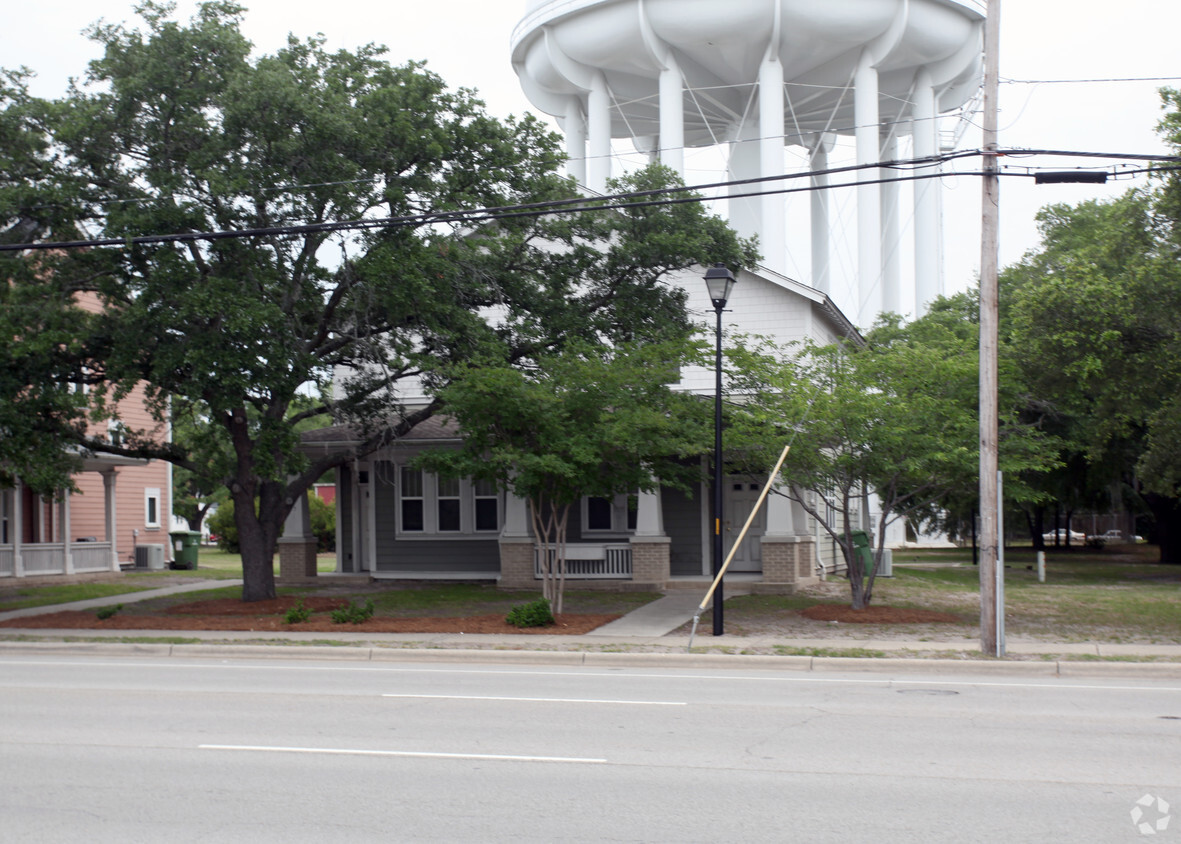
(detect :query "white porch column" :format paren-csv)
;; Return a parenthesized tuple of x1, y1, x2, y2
(60, 487, 73, 575)
(855, 50, 883, 326)
(658, 58, 684, 177)
(633, 487, 665, 537)
(501, 488, 531, 538)
(13, 479, 24, 577)
(348, 463, 363, 572)
(564, 94, 588, 187)
(880, 132, 903, 316)
(759, 52, 786, 276)
(282, 489, 312, 539)
(912, 67, 942, 316)
(809, 134, 835, 295)
(278, 485, 319, 580)
(587, 72, 611, 194)
(763, 486, 796, 537)
(102, 470, 119, 571)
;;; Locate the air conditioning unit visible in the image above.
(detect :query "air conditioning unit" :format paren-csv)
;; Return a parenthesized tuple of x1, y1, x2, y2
(134, 543, 165, 570)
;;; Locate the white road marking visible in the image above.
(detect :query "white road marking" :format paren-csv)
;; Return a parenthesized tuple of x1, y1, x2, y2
(199, 744, 606, 764)
(381, 693, 685, 705)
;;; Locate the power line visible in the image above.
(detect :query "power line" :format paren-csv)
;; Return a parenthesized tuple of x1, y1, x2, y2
(1003, 76, 1181, 85)
(5, 148, 1181, 253)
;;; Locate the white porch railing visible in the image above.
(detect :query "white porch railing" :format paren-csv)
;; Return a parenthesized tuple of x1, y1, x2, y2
(0, 541, 114, 577)
(534, 543, 632, 579)
(73, 542, 114, 573)
(20, 543, 66, 575)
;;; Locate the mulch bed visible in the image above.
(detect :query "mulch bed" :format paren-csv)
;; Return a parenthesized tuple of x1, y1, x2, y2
(0, 596, 620, 635)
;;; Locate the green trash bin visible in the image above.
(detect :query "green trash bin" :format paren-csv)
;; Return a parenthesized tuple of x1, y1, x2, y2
(169, 530, 201, 570)
(844, 530, 875, 578)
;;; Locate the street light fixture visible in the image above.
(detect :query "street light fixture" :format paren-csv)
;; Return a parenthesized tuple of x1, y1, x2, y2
(704, 262, 736, 636)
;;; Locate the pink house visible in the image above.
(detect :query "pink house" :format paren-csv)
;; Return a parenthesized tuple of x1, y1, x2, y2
(1, 295, 173, 577)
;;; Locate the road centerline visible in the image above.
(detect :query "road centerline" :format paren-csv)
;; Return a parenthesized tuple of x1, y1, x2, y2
(199, 744, 607, 764)
(380, 693, 686, 705)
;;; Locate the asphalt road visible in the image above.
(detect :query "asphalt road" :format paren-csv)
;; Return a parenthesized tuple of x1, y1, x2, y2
(2, 654, 1179, 842)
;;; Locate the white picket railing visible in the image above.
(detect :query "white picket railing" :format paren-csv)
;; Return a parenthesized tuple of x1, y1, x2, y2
(72, 542, 114, 573)
(534, 543, 632, 579)
(0, 541, 114, 577)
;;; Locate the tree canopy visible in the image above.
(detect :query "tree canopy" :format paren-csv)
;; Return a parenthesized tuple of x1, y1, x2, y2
(0, 2, 755, 600)
(727, 294, 1053, 608)
(1004, 189, 1181, 561)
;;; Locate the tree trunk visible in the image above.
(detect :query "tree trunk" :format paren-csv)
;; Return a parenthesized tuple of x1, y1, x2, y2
(232, 482, 285, 602)
(1142, 492, 1181, 565)
(1026, 505, 1046, 552)
(237, 514, 277, 602)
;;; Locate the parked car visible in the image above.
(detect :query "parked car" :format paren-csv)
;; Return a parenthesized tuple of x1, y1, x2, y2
(1042, 528, 1085, 543)
(1089, 529, 1145, 544)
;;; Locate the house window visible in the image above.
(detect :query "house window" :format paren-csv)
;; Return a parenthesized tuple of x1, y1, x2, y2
(400, 467, 425, 532)
(586, 497, 613, 531)
(145, 488, 161, 529)
(474, 479, 499, 532)
(437, 476, 461, 532)
(1, 489, 9, 544)
(394, 466, 501, 536)
(583, 493, 637, 534)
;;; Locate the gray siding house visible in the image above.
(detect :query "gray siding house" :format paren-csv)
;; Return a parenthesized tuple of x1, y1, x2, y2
(287, 265, 857, 593)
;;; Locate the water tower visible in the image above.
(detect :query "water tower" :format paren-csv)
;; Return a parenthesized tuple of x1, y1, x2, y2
(511, 0, 985, 325)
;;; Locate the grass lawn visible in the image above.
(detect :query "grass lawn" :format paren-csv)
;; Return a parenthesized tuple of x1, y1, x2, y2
(721, 542, 1181, 643)
(4, 543, 1175, 643)
(0, 548, 334, 611)
(160, 547, 337, 578)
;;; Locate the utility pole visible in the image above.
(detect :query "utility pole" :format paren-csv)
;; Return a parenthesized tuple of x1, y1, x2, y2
(979, 0, 1003, 657)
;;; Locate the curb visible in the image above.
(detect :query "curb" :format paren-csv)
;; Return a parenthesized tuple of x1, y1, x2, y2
(3, 640, 1180, 679)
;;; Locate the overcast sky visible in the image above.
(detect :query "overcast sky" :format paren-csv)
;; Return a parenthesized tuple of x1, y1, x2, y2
(4, 1, 1180, 301)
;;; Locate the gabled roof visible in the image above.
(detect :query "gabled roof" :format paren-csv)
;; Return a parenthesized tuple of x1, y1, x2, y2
(299, 415, 462, 450)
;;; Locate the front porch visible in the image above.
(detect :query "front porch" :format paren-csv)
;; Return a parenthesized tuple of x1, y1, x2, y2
(1, 454, 145, 579)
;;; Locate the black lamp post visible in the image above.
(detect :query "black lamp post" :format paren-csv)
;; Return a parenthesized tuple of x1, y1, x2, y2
(704, 262, 736, 636)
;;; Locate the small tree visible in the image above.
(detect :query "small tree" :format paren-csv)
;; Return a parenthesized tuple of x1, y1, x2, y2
(417, 340, 708, 613)
(728, 298, 1053, 609)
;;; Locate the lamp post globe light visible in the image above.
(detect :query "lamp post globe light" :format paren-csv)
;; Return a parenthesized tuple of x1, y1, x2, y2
(704, 263, 736, 636)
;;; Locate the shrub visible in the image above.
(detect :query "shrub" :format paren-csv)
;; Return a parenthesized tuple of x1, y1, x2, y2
(96, 603, 123, 620)
(283, 599, 312, 624)
(307, 492, 336, 552)
(506, 598, 554, 628)
(330, 599, 374, 624)
(207, 500, 239, 553)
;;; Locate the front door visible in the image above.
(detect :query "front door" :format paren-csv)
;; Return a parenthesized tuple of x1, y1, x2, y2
(724, 479, 765, 573)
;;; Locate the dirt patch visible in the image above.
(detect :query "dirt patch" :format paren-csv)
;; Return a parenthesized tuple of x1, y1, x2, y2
(0, 595, 620, 635)
(799, 604, 961, 624)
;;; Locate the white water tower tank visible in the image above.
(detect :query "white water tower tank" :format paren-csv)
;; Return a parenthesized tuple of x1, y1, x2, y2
(512, 0, 985, 325)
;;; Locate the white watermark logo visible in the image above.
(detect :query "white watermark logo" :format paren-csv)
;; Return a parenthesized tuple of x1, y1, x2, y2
(1131, 794, 1172, 836)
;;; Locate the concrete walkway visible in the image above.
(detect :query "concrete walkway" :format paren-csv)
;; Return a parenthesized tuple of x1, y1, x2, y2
(588, 592, 706, 636)
(0, 580, 243, 623)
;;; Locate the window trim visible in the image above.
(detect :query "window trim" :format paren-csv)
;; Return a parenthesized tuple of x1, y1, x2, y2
(144, 487, 162, 530)
(392, 466, 502, 538)
(580, 493, 637, 536)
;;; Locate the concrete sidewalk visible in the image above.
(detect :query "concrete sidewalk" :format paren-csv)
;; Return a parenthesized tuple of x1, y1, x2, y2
(2, 581, 1181, 674)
